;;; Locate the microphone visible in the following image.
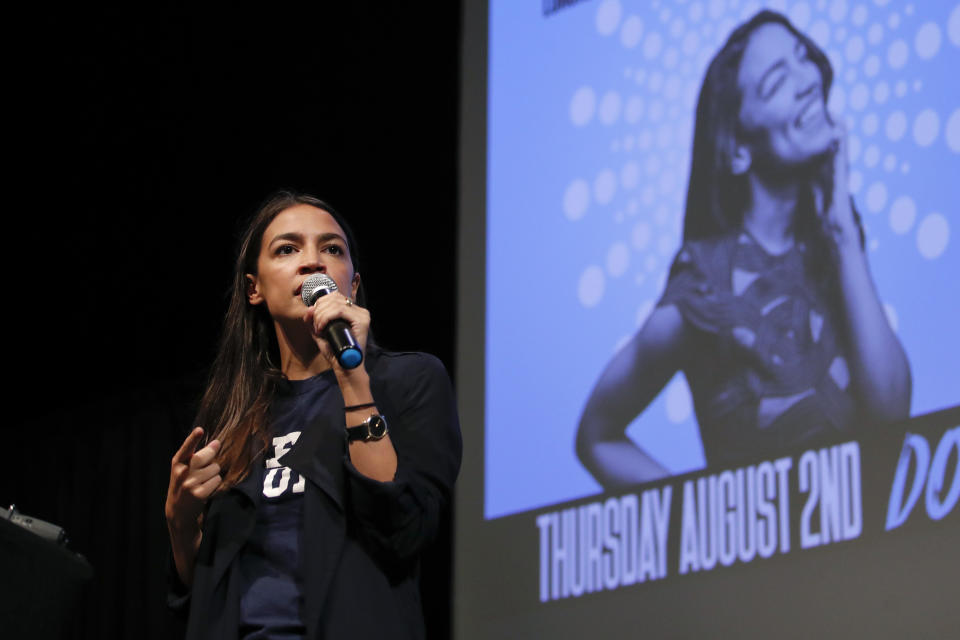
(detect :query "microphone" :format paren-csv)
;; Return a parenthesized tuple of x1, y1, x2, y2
(300, 273, 363, 369)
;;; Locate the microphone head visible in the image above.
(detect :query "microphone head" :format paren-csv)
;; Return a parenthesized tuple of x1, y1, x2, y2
(301, 273, 339, 307)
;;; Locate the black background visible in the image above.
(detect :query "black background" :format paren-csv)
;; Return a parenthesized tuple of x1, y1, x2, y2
(2, 4, 461, 638)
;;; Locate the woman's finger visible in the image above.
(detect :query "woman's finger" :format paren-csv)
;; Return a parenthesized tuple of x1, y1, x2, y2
(311, 297, 367, 335)
(189, 439, 221, 469)
(193, 473, 223, 500)
(172, 427, 205, 466)
(187, 462, 221, 486)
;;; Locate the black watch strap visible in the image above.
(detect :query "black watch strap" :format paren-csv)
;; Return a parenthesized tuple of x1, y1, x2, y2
(345, 414, 389, 442)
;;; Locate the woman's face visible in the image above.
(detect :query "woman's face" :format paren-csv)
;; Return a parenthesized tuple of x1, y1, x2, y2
(246, 204, 359, 322)
(736, 22, 835, 169)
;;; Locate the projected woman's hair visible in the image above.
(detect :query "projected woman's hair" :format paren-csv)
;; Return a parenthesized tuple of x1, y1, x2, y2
(576, 10, 912, 489)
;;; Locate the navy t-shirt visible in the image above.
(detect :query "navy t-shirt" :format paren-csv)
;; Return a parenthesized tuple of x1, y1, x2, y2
(238, 372, 339, 639)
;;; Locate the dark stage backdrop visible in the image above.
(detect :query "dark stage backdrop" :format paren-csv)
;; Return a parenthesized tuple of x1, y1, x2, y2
(2, 4, 461, 639)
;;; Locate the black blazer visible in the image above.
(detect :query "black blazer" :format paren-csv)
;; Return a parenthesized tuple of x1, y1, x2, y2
(169, 348, 462, 639)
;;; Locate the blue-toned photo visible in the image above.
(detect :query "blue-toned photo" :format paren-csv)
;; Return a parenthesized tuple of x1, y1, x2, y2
(485, 0, 960, 518)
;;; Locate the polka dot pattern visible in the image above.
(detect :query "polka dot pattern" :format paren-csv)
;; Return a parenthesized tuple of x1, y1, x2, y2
(563, 0, 959, 344)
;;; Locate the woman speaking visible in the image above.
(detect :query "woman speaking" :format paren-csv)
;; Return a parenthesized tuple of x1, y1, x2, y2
(165, 191, 461, 638)
(577, 11, 910, 489)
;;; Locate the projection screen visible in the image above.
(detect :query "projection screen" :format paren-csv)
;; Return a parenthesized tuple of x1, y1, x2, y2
(456, 1, 959, 637)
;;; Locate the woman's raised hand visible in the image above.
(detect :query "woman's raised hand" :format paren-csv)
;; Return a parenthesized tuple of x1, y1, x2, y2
(165, 427, 221, 534)
(819, 119, 860, 248)
(165, 427, 221, 586)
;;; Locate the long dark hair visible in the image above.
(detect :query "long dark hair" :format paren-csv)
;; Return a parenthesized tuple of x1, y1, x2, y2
(683, 10, 863, 297)
(684, 10, 835, 240)
(196, 190, 364, 490)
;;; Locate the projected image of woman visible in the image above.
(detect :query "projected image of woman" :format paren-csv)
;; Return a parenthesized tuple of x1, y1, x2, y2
(576, 11, 910, 489)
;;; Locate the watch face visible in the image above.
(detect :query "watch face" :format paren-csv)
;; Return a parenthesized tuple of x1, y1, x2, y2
(367, 415, 388, 439)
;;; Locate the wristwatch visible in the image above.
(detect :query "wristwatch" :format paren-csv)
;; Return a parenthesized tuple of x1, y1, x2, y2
(346, 414, 389, 442)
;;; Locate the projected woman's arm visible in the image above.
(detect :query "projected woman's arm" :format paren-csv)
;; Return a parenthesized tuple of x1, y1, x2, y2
(575, 304, 691, 488)
(820, 130, 912, 422)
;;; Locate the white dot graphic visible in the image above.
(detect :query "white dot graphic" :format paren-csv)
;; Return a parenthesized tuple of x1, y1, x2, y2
(709, 0, 725, 20)
(810, 20, 831, 47)
(642, 186, 655, 205)
(636, 300, 655, 328)
(594, 169, 618, 205)
(563, 180, 590, 221)
(683, 31, 701, 55)
(621, 162, 640, 190)
(864, 54, 880, 77)
(946, 108, 960, 153)
(828, 84, 846, 115)
(632, 221, 652, 250)
(625, 96, 645, 123)
(915, 22, 941, 59)
(851, 4, 868, 27)
(849, 134, 862, 161)
(667, 47, 683, 70)
(889, 195, 916, 234)
(916, 213, 949, 260)
(888, 13, 900, 29)
(849, 83, 869, 110)
(607, 243, 630, 277)
(657, 124, 673, 148)
(868, 23, 884, 45)
(689, 1, 704, 22)
(846, 35, 866, 63)
(883, 153, 897, 171)
(599, 91, 622, 125)
(885, 111, 907, 141)
(895, 80, 907, 97)
(913, 109, 940, 147)
(949, 4, 960, 47)
(645, 154, 661, 176)
(645, 254, 658, 273)
(829, 0, 848, 23)
(884, 303, 899, 332)
(570, 87, 596, 126)
(621, 15, 644, 48)
(848, 169, 863, 193)
(596, 0, 623, 36)
(655, 205, 670, 226)
(670, 17, 685, 39)
(665, 76, 681, 101)
(655, 233, 673, 257)
(717, 17, 736, 43)
(644, 32, 664, 59)
(866, 181, 888, 212)
(888, 39, 909, 68)
(790, 2, 812, 29)
(873, 81, 889, 104)
(666, 376, 693, 424)
(579, 266, 606, 307)
(862, 113, 879, 136)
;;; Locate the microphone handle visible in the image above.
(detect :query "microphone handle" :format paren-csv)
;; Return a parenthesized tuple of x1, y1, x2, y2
(325, 319, 364, 369)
